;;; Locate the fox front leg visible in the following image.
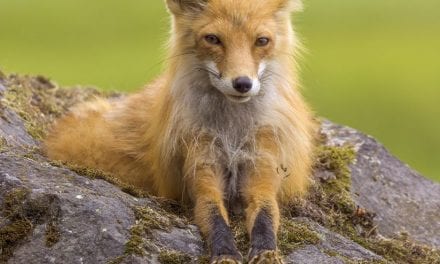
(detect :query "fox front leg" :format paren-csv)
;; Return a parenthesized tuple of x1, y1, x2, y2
(243, 157, 284, 263)
(190, 166, 242, 264)
(247, 208, 283, 264)
(244, 183, 284, 263)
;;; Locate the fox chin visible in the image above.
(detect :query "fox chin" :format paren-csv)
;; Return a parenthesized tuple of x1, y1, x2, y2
(44, 0, 317, 263)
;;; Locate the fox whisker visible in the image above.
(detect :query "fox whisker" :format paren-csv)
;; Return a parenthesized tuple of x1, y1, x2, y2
(264, 69, 296, 87)
(142, 51, 196, 77)
(195, 67, 221, 79)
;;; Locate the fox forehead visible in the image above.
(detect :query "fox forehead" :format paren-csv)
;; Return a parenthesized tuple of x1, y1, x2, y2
(189, 1, 287, 42)
(206, 0, 292, 16)
(169, 0, 298, 41)
(167, 0, 301, 20)
(201, 0, 285, 23)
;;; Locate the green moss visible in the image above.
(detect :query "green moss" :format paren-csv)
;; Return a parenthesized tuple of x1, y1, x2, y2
(322, 249, 338, 257)
(50, 161, 149, 198)
(0, 136, 7, 152)
(230, 216, 248, 253)
(135, 206, 173, 230)
(230, 216, 321, 257)
(20, 146, 43, 161)
(106, 256, 125, 264)
(2, 187, 30, 219)
(353, 234, 440, 264)
(158, 250, 192, 264)
(322, 249, 386, 264)
(340, 256, 386, 264)
(125, 206, 179, 256)
(351, 261, 386, 264)
(0, 188, 33, 262)
(23, 153, 35, 160)
(124, 204, 191, 257)
(197, 255, 210, 264)
(0, 220, 33, 259)
(45, 221, 61, 247)
(314, 145, 357, 217)
(278, 219, 321, 254)
(315, 145, 356, 175)
(125, 224, 145, 256)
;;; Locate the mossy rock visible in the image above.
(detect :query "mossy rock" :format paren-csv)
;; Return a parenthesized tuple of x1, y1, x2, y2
(0, 188, 61, 261)
(0, 72, 439, 263)
(278, 219, 321, 253)
(0, 73, 112, 141)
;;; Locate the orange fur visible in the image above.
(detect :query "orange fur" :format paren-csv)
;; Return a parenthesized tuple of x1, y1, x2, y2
(44, 0, 316, 261)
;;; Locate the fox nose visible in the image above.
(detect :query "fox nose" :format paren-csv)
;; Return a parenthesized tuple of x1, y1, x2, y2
(233, 77, 253, 93)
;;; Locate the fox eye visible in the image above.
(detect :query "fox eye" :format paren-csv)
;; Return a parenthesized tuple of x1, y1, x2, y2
(204, 35, 221, 45)
(256, 37, 270, 47)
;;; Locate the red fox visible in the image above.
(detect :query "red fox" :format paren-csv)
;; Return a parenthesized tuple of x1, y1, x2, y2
(44, 0, 316, 263)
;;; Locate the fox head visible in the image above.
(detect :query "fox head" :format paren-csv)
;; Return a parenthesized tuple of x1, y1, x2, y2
(166, 0, 302, 103)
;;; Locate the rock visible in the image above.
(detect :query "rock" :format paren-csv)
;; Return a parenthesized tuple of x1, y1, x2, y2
(321, 121, 440, 248)
(286, 218, 381, 263)
(0, 72, 439, 264)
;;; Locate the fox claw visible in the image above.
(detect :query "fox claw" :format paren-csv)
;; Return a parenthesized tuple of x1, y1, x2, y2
(248, 250, 284, 264)
(210, 255, 242, 264)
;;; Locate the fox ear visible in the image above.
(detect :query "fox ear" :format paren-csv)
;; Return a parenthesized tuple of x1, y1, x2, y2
(279, 0, 303, 12)
(165, 0, 208, 16)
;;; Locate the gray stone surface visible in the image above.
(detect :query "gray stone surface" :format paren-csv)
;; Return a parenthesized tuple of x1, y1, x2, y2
(286, 218, 382, 263)
(287, 245, 344, 264)
(321, 120, 440, 248)
(0, 109, 37, 151)
(1, 154, 137, 263)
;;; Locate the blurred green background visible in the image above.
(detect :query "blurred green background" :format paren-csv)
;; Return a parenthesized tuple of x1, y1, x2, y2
(0, 0, 439, 181)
